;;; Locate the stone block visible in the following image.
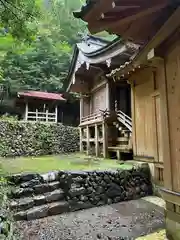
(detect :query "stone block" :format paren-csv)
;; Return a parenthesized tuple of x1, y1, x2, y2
(11, 188, 34, 199)
(41, 171, 59, 182)
(16, 197, 34, 211)
(27, 205, 49, 220)
(20, 179, 41, 188)
(45, 189, 64, 203)
(14, 211, 27, 221)
(34, 195, 46, 206)
(69, 187, 86, 197)
(48, 181, 61, 191)
(33, 183, 51, 194)
(48, 201, 69, 216)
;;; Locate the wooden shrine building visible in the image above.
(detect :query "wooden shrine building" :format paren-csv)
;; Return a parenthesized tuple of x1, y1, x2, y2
(66, 35, 139, 159)
(16, 91, 66, 123)
(73, 1, 180, 239)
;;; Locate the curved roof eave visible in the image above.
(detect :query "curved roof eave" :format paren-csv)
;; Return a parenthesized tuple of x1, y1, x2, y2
(64, 46, 79, 92)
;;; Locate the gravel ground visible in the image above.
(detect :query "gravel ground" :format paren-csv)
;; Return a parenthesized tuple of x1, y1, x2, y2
(16, 198, 165, 240)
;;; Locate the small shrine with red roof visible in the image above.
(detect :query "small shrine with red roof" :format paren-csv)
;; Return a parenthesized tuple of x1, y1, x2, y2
(16, 90, 66, 123)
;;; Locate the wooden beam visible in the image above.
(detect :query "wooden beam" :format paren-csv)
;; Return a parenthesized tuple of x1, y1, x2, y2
(112, 7, 180, 77)
(84, 0, 114, 22)
(88, 2, 167, 34)
(132, 7, 180, 67)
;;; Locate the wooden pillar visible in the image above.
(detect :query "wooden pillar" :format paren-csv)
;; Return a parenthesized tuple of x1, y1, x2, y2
(130, 82, 137, 157)
(25, 102, 28, 121)
(36, 109, 38, 122)
(79, 127, 83, 152)
(95, 124, 99, 157)
(159, 58, 180, 240)
(106, 82, 110, 110)
(102, 122, 107, 158)
(80, 97, 83, 123)
(46, 109, 48, 122)
(86, 125, 90, 155)
(55, 105, 58, 123)
(159, 60, 172, 190)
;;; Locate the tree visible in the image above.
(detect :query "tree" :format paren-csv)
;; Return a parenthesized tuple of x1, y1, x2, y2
(0, 0, 40, 40)
(1, 37, 71, 95)
(0, 0, 86, 96)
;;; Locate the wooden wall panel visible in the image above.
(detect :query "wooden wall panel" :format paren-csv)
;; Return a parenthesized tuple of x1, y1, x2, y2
(83, 97, 90, 117)
(91, 86, 106, 113)
(165, 42, 180, 191)
(133, 70, 155, 157)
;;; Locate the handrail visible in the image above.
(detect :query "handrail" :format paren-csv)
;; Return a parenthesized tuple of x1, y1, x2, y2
(100, 109, 132, 132)
(117, 111, 132, 132)
(81, 111, 102, 123)
(117, 110, 132, 122)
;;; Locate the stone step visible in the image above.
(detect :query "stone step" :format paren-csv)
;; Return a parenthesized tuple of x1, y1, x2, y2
(7, 171, 60, 185)
(10, 189, 65, 211)
(7, 173, 43, 185)
(14, 201, 69, 221)
(10, 181, 61, 199)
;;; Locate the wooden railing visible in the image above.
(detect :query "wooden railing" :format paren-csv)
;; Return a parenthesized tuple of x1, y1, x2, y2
(117, 110, 132, 132)
(27, 111, 57, 122)
(100, 109, 132, 132)
(81, 112, 102, 123)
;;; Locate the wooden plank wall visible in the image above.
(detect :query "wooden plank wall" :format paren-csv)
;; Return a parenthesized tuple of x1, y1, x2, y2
(165, 40, 180, 192)
(131, 69, 155, 158)
(83, 97, 90, 117)
(91, 86, 106, 113)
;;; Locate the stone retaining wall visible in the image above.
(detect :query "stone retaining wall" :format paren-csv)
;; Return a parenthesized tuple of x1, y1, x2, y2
(0, 121, 79, 157)
(7, 166, 153, 221)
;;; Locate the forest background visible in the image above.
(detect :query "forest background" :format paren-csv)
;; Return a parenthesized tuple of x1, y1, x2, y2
(0, 0, 115, 113)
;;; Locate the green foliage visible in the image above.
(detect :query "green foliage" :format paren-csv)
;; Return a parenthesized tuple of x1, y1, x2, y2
(0, 121, 79, 157)
(0, 0, 40, 40)
(0, 0, 86, 97)
(0, 114, 18, 121)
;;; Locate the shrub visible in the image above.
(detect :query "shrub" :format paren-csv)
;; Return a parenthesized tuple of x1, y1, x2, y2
(0, 121, 79, 157)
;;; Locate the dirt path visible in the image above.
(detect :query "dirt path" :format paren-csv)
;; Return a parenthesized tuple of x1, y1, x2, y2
(16, 198, 165, 240)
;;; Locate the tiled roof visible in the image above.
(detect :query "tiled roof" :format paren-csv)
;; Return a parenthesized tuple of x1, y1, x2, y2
(18, 91, 66, 101)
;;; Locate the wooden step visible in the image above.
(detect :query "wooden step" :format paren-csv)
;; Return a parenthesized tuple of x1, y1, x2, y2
(108, 146, 132, 152)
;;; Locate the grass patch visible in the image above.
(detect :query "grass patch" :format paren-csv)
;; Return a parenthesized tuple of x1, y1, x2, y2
(0, 153, 133, 174)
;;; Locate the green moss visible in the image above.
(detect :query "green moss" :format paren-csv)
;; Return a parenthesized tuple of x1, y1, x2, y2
(136, 230, 166, 239)
(0, 154, 133, 174)
(166, 218, 180, 240)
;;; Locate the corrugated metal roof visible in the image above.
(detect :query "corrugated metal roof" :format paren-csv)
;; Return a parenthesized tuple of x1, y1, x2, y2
(18, 91, 66, 101)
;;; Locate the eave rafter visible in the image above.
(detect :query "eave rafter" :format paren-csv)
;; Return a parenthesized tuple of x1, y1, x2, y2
(88, 0, 168, 34)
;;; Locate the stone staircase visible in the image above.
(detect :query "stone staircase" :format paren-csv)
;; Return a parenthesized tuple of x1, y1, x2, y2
(8, 172, 69, 221)
(7, 168, 152, 221)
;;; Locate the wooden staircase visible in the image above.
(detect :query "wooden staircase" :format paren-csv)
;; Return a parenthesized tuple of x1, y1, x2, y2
(101, 109, 133, 160)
